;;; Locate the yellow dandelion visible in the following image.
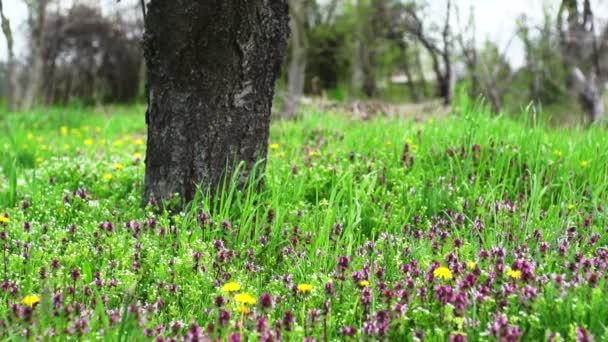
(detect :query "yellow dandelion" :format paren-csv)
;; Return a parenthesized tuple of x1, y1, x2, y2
(553, 150, 563, 157)
(234, 293, 256, 305)
(134, 152, 144, 159)
(236, 305, 250, 315)
(113, 140, 123, 147)
(103, 173, 113, 180)
(40, 144, 48, 151)
(0, 216, 9, 224)
(405, 138, 414, 145)
(221, 282, 241, 293)
(581, 160, 588, 168)
(297, 283, 314, 294)
(467, 261, 477, 271)
(135, 139, 145, 146)
(21, 295, 40, 307)
(506, 269, 522, 279)
(113, 163, 124, 170)
(308, 150, 320, 157)
(36, 157, 44, 164)
(84, 139, 94, 146)
(60, 126, 68, 135)
(359, 280, 370, 288)
(269, 143, 280, 150)
(433, 266, 453, 281)
(567, 204, 575, 210)
(27, 132, 34, 140)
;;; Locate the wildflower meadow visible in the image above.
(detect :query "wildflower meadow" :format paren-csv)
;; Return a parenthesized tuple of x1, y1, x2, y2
(1, 102, 607, 341)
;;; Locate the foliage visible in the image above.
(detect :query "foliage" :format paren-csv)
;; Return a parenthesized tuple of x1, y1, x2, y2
(0, 103, 607, 340)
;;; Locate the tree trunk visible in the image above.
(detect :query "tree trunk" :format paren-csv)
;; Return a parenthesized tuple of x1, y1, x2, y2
(283, 0, 307, 119)
(413, 44, 428, 99)
(22, 1, 48, 110)
(572, 68, 605, 123)
(0, 0, 20, 110)
(142, 0, 289, 205)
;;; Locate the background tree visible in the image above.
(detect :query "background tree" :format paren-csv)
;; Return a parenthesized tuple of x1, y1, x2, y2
(557, 0, 607, 122)
(0, 0, 20, 110)
(142, 0, 289, 205)
(283, 0, 312, 119)
(40, 5, 142, 105)
(21, 0, 51, 110)
(404, 0, 454, 105)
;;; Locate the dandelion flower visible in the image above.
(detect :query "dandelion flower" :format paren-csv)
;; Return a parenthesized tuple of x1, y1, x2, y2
(84, 139, 94, 146)
(135, 139, 145, 146)
(103, 173, 113, 180)
(308, 150, 320, 157)
(236, 305, 250, 315)
(21, 295, 40, 307)
(297, 283, 314, 294)
(567, 204, 575, 210)
(467, 261, 477, 270)
(581, 160, 588, 168)
(0, 216, 9, 224)
(222, 282, 241, 293)
(234, 293, 256, 305)
(433, 266, 453, 281)
(134, 152, 144, 159)
(359, 280, 370, 288)
(113, 163, 124, 170)
(60, 126, 68, 135)
(506, 270, 522, 280)
(553, 150, 563, 157)
(269, 143, 280, 150)
(113, 140, 123, 147)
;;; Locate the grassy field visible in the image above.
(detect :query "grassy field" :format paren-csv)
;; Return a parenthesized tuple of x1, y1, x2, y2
(0, 103, 607, 341)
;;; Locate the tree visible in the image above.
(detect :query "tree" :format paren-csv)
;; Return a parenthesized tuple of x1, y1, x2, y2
(557, 0, 607, 122)
(283, 0, 311, 119)
(0, 0, 21, 111)
(404, 0, 453, 105)
(22, 0, 51, 110)
(40, 5, 142, 105)
(142, 1, 289, 205)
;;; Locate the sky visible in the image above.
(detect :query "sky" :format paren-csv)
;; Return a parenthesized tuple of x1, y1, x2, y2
(0, 0, 607, 68)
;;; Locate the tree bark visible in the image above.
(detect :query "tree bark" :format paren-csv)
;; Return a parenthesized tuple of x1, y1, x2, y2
(142, 0, 289, 205)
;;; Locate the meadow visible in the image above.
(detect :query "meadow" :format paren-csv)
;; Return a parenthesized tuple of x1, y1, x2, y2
(0, 101, 607, 341)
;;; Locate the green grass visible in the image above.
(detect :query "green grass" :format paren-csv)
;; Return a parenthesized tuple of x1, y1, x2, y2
(0, 102, 607, 341)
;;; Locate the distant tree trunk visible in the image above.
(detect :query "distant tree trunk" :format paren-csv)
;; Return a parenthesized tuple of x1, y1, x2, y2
(572, 68, 605, 122)
(142, 0, 289, 205)
(405, 0, 453, 104)
(0, 0, 21, 110)
(22, 0, 49, 110)
(398, 41, 419, 102)
(413, 44, 428, 98)
(283, 0, 308, 119)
